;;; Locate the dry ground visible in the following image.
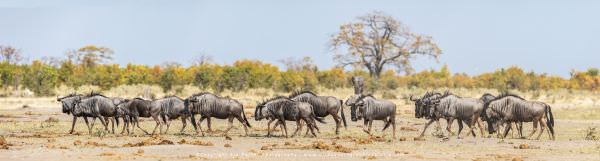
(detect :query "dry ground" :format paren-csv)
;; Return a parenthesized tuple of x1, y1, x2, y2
(1, 90, 600, 161)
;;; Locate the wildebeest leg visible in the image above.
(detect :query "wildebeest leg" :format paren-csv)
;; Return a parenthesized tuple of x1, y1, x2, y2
(97, 116, 107, 133)
(467, 121, 476, 138)
(392, 118, 396, 138)
(266, 119, 275, 137)
(134, 116, 150, 135)
(446, 118, 455, 135)
(331, 112, 342, 135)
(280, 120, 289, 138)
(161, 115, 170, 134)
(292, 120, 302, 137)
(362, 119, 370, 134)
(110, 117, 116, 134)
(224, 117, 234, 136)
(235, 115, 249, 136)
(537, 118, 547, 140)
(456, 119, 464, 139)
(518, 122, 524, 138)
(120, 116, 128, 134)
(502, 121, 512, 139)
(306, 118, 317, 137)
(419, 119, 436, 137)
(69, 116, 78, 134)
(190, 114, 198, 133)
(150, 115, 161, 135)
(367, 120, 373, 136)
(206, 117, 213, 132)
(527, 121, 539, 139)
(83, 117, 93, 134)
(476, 119, 484, 137)
(180, 116, 187, 134)
(197, 116, 208, 135)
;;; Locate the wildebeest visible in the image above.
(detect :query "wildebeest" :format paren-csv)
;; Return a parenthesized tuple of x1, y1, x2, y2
(426, 92, 486, 138)
(289, 91, 346, 134)
(347, 94, 397, 138)
(115, 97, 160, 135)
(479, 93, 522, 138)
(351, 76, 365, 95)
(58, 93, 92, 134)
(185, 92, 251, 136)
(481, 94, 555, 140)
(72, 93, 119, 134)
(157, 96, 189, 134)
(410, 91, 456, 137)
(255, 96, 324, 137)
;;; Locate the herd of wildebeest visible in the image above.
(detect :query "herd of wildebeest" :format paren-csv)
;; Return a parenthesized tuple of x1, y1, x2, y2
(55, 77, 555, 140)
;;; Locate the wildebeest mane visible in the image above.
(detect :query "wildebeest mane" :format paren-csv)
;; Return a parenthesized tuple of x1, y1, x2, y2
(356, 94, 375, 102)
(259, 96, 290, 106)
(288, 90, 317, 98)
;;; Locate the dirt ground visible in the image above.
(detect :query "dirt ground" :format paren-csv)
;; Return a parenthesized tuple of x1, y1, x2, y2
(1, 104, 599, 161)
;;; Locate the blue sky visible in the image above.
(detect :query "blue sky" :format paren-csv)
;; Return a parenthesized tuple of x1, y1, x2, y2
(0, 0, 598, 77)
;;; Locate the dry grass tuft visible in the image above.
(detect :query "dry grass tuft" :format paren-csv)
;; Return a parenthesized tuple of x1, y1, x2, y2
(0, 136, 9, 149)
(177, 139, 214, 146)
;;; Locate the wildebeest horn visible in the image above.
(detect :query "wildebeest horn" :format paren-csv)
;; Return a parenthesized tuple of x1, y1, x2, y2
(409, 95, 418, 101)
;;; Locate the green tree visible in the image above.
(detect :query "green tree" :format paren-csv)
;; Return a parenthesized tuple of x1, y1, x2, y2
(23, 61, 58, 96)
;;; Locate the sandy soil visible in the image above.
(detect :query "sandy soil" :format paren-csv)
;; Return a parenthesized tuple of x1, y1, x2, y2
(1, 105, 599, 161)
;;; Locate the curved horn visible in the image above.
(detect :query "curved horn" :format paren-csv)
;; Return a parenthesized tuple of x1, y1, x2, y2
(409, 95, 418, 101)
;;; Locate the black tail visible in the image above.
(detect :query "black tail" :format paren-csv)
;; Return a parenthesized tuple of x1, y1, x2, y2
(311, 106, 326, 124)
(382, 118, 392, 131)
(314, 116, 326, 124)
(241, 105, 252, 128)
(115, 117, 120, 127)
(545, 104, 555, 139)
(340, 100, 347, 129)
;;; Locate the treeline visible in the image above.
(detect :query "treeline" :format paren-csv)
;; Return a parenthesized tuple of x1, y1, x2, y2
(2, 58, 600, 96)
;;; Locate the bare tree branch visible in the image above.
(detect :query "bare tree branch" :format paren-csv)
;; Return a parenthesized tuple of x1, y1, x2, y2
(329, 11, 442, 79)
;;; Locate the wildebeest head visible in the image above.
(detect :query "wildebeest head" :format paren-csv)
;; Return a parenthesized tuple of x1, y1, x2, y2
(254, 101, 266, 121)
(482, 107, 499, 134)
(344, 94, 361, 107)
(410, 95, 426, 118)
(72, 98, 84, 115)
(57, 94, 82, 114)
(351, 98, 368, 121)
(115, 99, 131, 117)
(254, 96, 287, 121)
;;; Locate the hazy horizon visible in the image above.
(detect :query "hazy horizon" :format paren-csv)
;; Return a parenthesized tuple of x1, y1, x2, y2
(1, 0, 599, 78)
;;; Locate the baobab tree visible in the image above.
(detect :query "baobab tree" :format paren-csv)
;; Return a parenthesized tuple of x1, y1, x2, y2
(330, 11, 442, 79)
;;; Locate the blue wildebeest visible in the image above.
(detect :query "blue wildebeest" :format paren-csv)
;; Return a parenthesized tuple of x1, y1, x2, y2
(481, 94, 555, 140)
(157, 96, 190, 134)
(115, 97, 160, 135)
(138, 96, 191, 134)
(116, 96, 188, 135)
(410, 91, 457, 137)
(185, 92, 251, 136)
(347, 94, 397, 138)
(288, 91, 346, 135)
(72, 93, 120, 134)
(479, 93, 522, 138)
(255, 96, 324, 137)
(57, 93, 92, 134)
(427, 92, 486, 138)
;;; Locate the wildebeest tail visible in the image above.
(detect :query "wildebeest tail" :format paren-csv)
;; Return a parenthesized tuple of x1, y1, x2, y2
(115, 117, 120, 127)
(382, 118, 392, 131)
(545, 104, 555, 137)
(311, 105, 326, 124)
(340, 100, 347, 128)
(241, 105, 252, 128)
